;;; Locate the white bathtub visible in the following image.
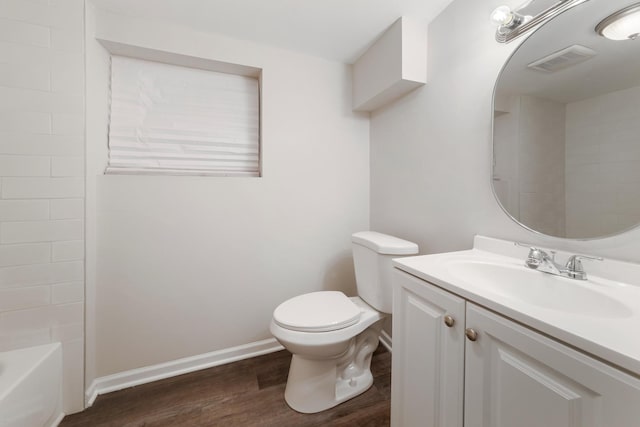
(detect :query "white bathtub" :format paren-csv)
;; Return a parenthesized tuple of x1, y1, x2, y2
(0, 343, 63, 427)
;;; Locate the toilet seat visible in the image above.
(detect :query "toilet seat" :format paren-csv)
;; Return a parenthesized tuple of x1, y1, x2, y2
(273, 291, 361, 332)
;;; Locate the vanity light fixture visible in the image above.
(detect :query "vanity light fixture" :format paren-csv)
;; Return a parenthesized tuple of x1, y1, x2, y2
(491, 0, 588, 43)
(490, 5, 529, 35)
(595, 3, 640, 41)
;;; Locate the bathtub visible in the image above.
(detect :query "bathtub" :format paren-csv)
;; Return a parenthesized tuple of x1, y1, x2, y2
(0, 343, 63, 427)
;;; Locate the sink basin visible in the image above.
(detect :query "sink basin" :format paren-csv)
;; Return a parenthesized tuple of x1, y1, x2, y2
(446, 259, 633, 319)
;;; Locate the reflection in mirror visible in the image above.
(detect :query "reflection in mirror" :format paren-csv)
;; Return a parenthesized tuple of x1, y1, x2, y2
(493, 0, 640, 239)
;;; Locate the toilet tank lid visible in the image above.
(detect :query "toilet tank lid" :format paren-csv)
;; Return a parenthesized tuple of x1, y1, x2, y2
(351, 231, 419, 255)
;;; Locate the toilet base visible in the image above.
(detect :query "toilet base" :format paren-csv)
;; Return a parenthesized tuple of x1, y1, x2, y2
(283, 324, 381, 414)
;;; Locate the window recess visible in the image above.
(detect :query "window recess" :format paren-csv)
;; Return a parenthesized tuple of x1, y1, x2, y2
(107, 56, 260, 177)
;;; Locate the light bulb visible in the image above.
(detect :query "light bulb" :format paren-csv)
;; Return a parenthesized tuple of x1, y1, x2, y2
(490, 5, 515, 26)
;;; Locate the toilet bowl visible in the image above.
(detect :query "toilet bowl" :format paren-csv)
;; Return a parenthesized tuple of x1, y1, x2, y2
(270, 294, 385, 413)
(270, 231, 419, 414)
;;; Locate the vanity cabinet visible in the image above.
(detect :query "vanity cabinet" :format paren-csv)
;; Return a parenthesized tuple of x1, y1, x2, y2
(392, 270, 640, 427)
(391, 270, 465, 427)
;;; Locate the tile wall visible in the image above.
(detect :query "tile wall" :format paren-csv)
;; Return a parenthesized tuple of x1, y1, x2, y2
(565, 85, 640, 238)
(0, 0, 85, 413)
(517, 95, 566, 237)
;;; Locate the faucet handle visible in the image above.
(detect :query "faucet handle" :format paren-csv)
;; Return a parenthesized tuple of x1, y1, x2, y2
(527, 247, 547, 269)
(565, 254, 603, 280)
(514, 242, 552, 269)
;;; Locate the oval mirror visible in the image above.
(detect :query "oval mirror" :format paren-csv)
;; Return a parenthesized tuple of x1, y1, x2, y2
(493, 0, 640, 239)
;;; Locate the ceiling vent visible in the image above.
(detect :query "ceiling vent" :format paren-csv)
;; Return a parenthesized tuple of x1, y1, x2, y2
(527, 45, 597, 72)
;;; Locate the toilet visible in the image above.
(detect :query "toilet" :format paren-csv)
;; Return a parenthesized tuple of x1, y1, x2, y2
(270, 231, 419, 413)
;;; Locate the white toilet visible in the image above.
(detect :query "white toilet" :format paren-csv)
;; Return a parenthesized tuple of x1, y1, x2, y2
(270, 231, 419, 413)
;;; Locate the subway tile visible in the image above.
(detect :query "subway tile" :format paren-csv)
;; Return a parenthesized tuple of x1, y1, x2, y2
(17, 0, 51, 4)
(0, 243, 50, 267)
(50, 53, 84, 77)
(49, 0, 85, 8)
(2, 177, 84, 199)
(0, 200, 49, 221)
(50, 199, 83, 219)
(0, 62, 51, 91)
(0, 0, 83, 31)
(51, 281, 83, 304)
(0, 285, 50, 311)
(52, 240, 83, 261)
(51, 27, 83, 54)
(52, 113, 84, 136)
(1, 219, 83, 243)
(0, 0, 84, 408)
(0, 305, 51, 331)
(0, 87, 84, 114)
(0, 17, 50, 48)
(51, 157, 83, 177)
(0, 42, 82, 76)
(0, 111, 51, 134)
(0, 303, 84, 337)
(51, 322, 83, 342)
(49, 0, 84, 8)
(52, 301, 83, 325)
(0, 40, 48, 67)
(0, 155, 50, 177)
(51, 58, 84, 94)
(0, 260, 83, 288)
(0, 328, 50, 352)
(0, 132, 84, 156)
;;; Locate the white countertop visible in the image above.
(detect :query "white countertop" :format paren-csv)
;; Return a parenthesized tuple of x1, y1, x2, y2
(393, 236, 640, 377)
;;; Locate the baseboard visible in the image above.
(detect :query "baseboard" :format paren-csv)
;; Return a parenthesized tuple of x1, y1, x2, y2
(379, 330, 392, 353)
(85, 338, 284, 407)
(49, 412, 65, 427)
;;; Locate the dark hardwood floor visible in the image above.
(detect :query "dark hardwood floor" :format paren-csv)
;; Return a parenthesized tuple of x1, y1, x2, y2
(61, 346, 391, 426)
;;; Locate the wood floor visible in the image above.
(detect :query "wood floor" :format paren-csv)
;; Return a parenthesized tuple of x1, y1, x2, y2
(61, 346, 391, 426)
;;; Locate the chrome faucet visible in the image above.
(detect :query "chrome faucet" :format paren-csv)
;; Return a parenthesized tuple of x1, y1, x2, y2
(515, 243, 603, 280)
(564, 254, 603, 280)
(524, 247, 563, 275)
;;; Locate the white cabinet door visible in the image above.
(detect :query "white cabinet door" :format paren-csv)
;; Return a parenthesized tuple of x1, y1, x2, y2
(464, 303, 640, 427)
(391, 271, 466, 427)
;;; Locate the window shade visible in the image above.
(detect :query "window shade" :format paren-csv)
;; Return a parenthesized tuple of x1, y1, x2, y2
(107, 56, 260, 176)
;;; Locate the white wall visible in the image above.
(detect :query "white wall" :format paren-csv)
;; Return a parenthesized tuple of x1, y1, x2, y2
(370, 0, 640, 261)
(0, 0, 85, 414)
(565, 85, 640, 238)
(86, 8, 370, 379)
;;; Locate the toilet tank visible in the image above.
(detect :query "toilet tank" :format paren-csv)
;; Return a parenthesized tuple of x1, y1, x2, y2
(351, 231, 419, 314)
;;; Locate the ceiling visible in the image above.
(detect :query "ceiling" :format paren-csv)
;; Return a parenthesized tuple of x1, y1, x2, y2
(89, 0, 455, 64)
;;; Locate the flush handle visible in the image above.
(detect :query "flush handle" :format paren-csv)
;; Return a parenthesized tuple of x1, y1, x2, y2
(465, 328, 478, 342)
(443, 315, 455, 328)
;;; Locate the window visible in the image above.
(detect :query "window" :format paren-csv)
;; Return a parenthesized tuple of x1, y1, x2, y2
(107, 56, 260, 176)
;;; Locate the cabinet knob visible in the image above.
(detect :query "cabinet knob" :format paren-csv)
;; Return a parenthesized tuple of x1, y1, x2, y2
(443, 315, 455, 327)
(465, 328, 478, 342)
